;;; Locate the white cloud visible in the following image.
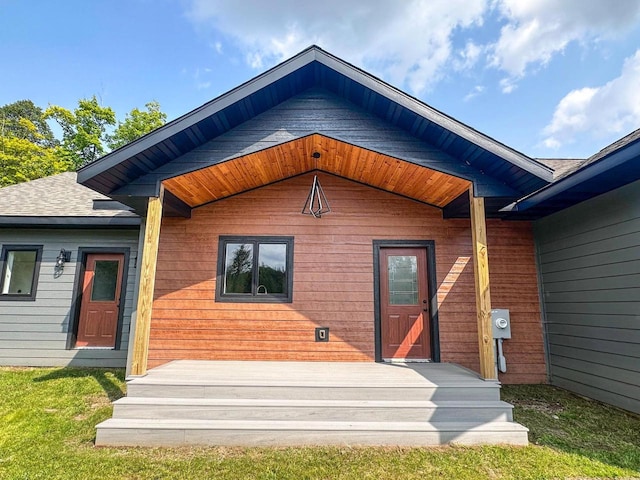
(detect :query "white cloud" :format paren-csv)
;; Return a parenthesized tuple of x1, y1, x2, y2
(193, 67, 213, 90)
(498, 77, 517, 94)
(542, 49, 640, 149)
(454, 41, 483, 71)
(491, 0, 640, 92)
(185, 0, 487, 94)
(464, 85, 485, 102)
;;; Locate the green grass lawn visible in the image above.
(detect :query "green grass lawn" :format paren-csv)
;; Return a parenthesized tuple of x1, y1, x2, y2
(0, 367, 638, 479)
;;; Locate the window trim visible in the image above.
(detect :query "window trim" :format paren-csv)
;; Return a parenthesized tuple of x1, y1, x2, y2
(215, 236, 294, 303)
(0, 244, 43, 301)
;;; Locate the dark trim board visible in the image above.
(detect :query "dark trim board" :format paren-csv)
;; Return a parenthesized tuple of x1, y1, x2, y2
(66, 247, 131, 350)
(372, 240, 440, 363)
(0, 217, 141, 228)
(162, 189, 192, 218)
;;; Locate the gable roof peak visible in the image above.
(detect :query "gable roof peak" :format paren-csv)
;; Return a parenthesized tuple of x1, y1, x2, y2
(78, 45, 553, 199)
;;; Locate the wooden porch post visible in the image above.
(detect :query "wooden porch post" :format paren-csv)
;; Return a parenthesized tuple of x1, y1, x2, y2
(469, 187, 496, 380)
(130, 187, 164, 376)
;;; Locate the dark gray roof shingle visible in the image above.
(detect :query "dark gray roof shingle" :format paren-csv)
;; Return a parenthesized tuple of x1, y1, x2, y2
(582, 127, 640, 167)
(536, 158, 587, 180)
(0, 172, 138, 218)
(542, 128, 640, 181)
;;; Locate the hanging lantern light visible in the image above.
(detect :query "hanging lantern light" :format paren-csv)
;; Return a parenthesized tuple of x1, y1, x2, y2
(301, 175, 331, 218)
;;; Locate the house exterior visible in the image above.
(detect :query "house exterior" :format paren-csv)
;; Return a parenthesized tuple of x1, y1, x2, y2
(2, 46, 637, 422)
(0, 173, 140, 367)
(74, 46, 552, 385)
(504, 129, 640, 414)
(4, 46, 638, 445)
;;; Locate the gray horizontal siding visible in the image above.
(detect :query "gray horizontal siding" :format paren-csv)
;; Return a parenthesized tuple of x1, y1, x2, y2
(0, 349, 128, 368)
(534, 179, 640, 414)
(553, 376, 640, 415)
(0, 228, 139, 368)
(0, 321, 130, 334)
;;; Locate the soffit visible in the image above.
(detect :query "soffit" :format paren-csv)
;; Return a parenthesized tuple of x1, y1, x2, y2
(162, 134, 471, 209)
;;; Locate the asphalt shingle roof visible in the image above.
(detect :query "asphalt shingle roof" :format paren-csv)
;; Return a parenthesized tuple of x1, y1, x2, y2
(536, 158, 587, 180)
(0, 172, 138, 218)
(581, 127, 640, 168)
(540, 128, 640, 181)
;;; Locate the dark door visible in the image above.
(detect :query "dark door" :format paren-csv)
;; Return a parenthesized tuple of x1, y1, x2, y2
(76, 253, 124, 348)
(380, 248, 430, 359)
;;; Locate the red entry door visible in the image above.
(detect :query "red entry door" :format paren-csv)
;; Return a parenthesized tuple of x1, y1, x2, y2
(380, 248, 430, 360)
(76, 253, 124, 347)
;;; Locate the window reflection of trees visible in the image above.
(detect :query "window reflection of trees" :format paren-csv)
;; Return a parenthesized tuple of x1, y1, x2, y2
(225, 244, 253, 294)
(224, 243, 287, 295)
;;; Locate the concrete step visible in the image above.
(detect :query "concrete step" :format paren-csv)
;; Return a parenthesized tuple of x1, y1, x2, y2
(95, 418, 529, 447)
(125, 382, 501, 401)
(112, 397, 514, 422)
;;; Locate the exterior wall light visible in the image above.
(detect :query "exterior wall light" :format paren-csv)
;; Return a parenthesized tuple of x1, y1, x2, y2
(55, 249, 71, 269)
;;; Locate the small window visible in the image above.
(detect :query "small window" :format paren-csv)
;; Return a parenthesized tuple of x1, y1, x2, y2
(91, 260, 120, 301)
(0, 245, 43, 301)
(216, 236, 293, 303)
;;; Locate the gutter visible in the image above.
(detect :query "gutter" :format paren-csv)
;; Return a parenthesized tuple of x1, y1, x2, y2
(0, 216, 141, 228)
(501, 137, 640, 213)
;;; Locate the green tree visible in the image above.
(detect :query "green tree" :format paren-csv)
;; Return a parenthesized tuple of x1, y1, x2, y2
(0, 119, 72, 186)
(45, 96, 116, 168)
(0, 100, 56, 147)
(107, 101, 166, 150)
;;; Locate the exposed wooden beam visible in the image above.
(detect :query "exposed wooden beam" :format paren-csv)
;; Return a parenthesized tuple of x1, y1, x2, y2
(469, 187, 496, 380)
(130, 187, 164, 376)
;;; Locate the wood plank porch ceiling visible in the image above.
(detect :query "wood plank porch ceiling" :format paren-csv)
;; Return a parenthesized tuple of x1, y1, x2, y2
(162, 134, 471, 209)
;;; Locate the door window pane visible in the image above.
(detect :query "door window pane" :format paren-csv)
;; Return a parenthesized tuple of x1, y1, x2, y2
(1, 250, 37, 295)
(258, 243, 287, 294)
(91, 260, 119, 301)
(224, 243, 253, 294)
(388, 255, 418, 305)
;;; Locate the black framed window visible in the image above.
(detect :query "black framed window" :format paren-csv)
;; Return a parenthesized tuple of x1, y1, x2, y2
(0, 245, 43, 301)
(216, 236, 293, 303)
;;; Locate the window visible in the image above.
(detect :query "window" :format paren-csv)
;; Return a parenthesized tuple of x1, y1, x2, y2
(0, 245, 43, 301)
(216, 236, 293, 303)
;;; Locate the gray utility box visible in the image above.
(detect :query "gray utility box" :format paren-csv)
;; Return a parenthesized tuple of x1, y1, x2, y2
(491, 309, 511, 339)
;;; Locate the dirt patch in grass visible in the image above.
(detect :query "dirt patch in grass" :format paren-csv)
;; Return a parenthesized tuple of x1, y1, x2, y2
(510, 398, 564, 416)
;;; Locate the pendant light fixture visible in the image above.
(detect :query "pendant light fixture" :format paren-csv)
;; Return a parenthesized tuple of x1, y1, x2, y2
(301, 174, 331, 218)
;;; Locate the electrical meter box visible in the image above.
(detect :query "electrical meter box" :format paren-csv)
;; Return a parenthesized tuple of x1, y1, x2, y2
(491, 309, 511, 339)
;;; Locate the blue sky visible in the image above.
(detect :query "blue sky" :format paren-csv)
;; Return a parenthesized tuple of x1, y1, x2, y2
(2, 0, 640, 159)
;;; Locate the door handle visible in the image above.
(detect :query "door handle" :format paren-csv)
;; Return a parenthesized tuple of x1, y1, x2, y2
(422, 299, 428, 312)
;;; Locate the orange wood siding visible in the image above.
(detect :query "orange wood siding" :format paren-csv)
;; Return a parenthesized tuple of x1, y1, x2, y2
(438, 221, 547, 384)
(149, 173, 546, 384)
